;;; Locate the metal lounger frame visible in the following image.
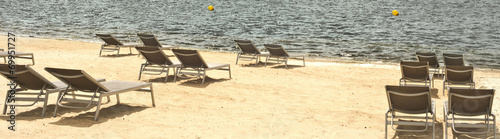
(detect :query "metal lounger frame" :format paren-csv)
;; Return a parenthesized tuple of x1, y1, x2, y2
(172, 49, 231, 84)
(385, 85, 435, 139)
(443, 88, 496, 139)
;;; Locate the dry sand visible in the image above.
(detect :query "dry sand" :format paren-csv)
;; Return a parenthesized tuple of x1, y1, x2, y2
(0, 36, 499, 138)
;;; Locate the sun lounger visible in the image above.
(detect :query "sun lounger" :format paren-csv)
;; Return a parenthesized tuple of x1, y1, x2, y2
(443, 53, 465, 67)
(0, 64, 104, 117)
(136, 46, 181, 82)
(234, 40, 269, 65)
(45, 67, 155, 121)
(385, 85, 435, 139)
(263, 44, 305, 68)
(137, 34, 177, 50)
(0, 51, 35, 65)
(96, 34, 143, 57)
(416, 52, 440, 77)
(442, 65, 474, 96)
(172, 49, 231, 84)
(399, 61, 434, 87)
(0, 64, 61, 117)
(444, 88, 496, 139)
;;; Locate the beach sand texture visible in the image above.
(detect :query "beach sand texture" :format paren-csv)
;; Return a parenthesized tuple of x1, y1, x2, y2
(0, 36, 499, 138)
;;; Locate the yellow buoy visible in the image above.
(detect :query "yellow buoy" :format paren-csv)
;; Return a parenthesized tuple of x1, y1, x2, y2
(208, 5, 214, 11)
(392, 10, 399, 16)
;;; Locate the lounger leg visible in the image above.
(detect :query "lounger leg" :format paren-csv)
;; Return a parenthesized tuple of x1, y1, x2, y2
(107, 96, 111, 103)
(174, 67, 178, 82)
(150, 85, 155, 107)
(3, 92, 9, 114)
(116, 47, 120, 57)
(116, 94, 120, 104)
(201, 70, 206, 84)
(99, 45, 104, 57)
(53, 90, 63, 117)
(138, 64, 145, 80)
(265, 56, 270, 67)
(285, 58, 288, 68)
(31, 54, 35, 65)
(444, 109, 448, 139)
(165, 68, 169, 82)
(255, 55, 260, 66)
(94, 94, 103, 121)
(493, 115, 496, 139)
(235, 53, 240, 65)
(2, 103, 6, 115)
(41, 91, 49, 117)
(228, 65, 232, 79)
(303, 57, 305, 66)
(385, 112, 388, 139)
(129, 47, 132, 54)
(432, 108, 435, 139)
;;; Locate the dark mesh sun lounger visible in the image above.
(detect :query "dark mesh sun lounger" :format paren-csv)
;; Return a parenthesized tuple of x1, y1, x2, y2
(172, 49, 231, 84)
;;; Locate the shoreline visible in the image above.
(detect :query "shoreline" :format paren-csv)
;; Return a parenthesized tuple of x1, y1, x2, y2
(3, 34, 499, 72)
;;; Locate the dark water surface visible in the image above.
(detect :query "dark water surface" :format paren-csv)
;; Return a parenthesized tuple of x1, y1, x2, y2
(1, 0, 499, 68)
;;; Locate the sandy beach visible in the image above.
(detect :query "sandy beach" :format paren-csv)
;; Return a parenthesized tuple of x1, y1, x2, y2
(0, 36, 499, 138)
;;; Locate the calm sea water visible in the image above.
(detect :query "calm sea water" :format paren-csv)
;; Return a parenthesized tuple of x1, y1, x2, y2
(1, 0, 499, 68)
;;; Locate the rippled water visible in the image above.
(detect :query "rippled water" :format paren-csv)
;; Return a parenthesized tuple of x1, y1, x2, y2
(1, 0, 499, 68)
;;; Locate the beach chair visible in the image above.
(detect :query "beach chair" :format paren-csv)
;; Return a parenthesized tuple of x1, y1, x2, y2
(399, 61, 434, 87)
(442, 65, 474, 96)
(385, 85, 435, 139)
(263, 44, 305, 68)
(443, 53, 465, 67)
(136, 46, 181, 82)
(137, 34, 176, 50)
(444, 88, 496, 139)
(96, 34, 143, 57)
(416, 52, 440, 77)
(0, 64, 61, 117)
(234, 40, 269, 66)
(172, 49, 231, 84)
(45, 67, 155, 121)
